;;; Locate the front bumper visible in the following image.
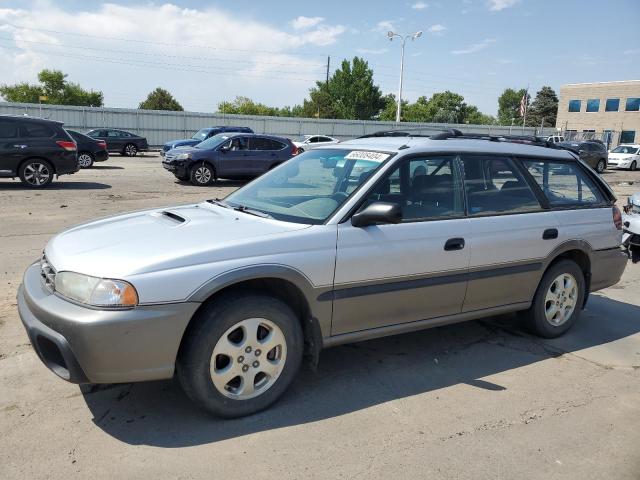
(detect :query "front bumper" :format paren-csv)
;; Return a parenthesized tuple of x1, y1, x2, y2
(162, 159, 190, 177)
(17, 263, 200, 384)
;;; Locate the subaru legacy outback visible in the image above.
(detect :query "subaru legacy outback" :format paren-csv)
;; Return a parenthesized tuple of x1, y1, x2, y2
(18, 131, 627, 417)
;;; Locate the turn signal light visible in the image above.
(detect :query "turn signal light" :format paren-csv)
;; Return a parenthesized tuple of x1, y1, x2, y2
(612, 206, 622, 230)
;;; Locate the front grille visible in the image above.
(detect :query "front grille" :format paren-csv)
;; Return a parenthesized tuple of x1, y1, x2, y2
(40, 253, 56, 293)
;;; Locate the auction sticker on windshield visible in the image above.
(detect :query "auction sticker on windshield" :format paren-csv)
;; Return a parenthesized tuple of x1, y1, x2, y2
(344, 151, 390, 162)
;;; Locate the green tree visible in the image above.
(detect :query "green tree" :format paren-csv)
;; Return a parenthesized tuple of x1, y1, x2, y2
(527, 86, 558, 128)
(139, 87, 183, 111)
(498, 88, 528, 126)
(303, 57, 385, 120)
(378, 94, 409, 121)
(218, 96, 301, 117)
(0, 69, 103, 106)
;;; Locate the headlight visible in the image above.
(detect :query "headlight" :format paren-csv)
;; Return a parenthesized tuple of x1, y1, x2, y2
(175, 153, 191, 160)
(54, 271, 138, 308)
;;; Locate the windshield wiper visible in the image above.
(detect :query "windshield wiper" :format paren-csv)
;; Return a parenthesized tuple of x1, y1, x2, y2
(233, 204, 273, 219)
(206, 198, 230, 208)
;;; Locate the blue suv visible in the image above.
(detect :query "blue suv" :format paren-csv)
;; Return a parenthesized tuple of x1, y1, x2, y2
(162, 133, 298, 185)
(161, 126, 253, 156)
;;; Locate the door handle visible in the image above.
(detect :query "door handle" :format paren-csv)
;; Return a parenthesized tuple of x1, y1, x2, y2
(13, 144, 28, 149)
(444, 238, 465, 251)
(542, 228, 558, 240)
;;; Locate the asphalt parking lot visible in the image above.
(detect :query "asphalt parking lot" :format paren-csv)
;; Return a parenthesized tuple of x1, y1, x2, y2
(1, 153, 639, 479)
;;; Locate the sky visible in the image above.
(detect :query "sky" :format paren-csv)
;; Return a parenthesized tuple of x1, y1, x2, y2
(0, 0, 639, 116)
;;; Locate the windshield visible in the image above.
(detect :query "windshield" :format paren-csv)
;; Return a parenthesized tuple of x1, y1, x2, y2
(225, 148, 392, 224)
(191, 129, 212, 141)
(195, 133, 232, 150)
(611, 146, 638, 154)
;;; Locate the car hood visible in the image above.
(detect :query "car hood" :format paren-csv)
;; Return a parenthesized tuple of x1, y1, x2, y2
(45, 202, 310, 278)
(165, 139, 200, 148)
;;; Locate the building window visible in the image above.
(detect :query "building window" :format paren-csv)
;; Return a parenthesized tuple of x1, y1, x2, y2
(626, 98, 640, 111)
(568, 100, 581, 112)
(620, 131, 636, 143)
(586, 99, 600, 112)
(605, 98, 619, 112)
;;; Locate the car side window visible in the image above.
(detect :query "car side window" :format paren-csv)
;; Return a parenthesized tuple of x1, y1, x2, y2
(360, 156, 465, 221)
(460, 155, 541, 215)
(23, 122, 55, 138)
(107, 130, 120, 137)
(250, 137, 282, 151)
(308, 136, 319, 143)
(226, 137, 248, 151)
(0, 120, 20, 138)
(521, 159, 604, 206)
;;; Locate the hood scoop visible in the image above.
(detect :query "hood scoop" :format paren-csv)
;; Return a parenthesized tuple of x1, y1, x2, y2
(151, 210, 187, 225)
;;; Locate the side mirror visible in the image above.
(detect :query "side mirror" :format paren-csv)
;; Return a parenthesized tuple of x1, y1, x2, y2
(219, 146, 229, 153)
(351, 202, 402, 228)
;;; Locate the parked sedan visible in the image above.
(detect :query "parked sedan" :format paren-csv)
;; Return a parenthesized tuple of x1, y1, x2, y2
(86, 129, 149, 157)
(67, 130, 108, 168)
(607, 144, 639, 171)
(557, 140, 608, 173)
(162, 133, 298, 185)
(293, 135, 339, 152)
(161, 126, 254, 156)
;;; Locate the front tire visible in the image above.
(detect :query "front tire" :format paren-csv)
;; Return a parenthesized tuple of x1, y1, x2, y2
(630, 161, 637, 171)
(123, 144, 138, 157)
(595, 159, 606, 173)
(177, 293, 303, 418)
(78, 152, 94, 168)
(190, 163, 215, 186)
(521, 259, 585, 338)
(19, 159, 54, 188)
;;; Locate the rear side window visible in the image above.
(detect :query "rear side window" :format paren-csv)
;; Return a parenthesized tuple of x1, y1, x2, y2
(251, 137, 285, 150)
(23, 122, 55, 138)
(0, 120, 20, 138)
(460, 155, 540, 215)
(522, 159, 604, 206)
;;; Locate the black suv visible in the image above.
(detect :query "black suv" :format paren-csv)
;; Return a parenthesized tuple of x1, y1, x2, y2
(0, 115, 79, 187)
(85, 129, 149, 157)
(558, 140, 608, 173)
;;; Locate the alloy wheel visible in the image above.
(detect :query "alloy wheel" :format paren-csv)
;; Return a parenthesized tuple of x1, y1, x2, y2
(210, 318, 287, 400)
(544, 273, 578, 326)
(125, 144, 137, 156)
(194, 166, 212, 184)
(23, 163, 51, 186)
(78, 154, 92, 168)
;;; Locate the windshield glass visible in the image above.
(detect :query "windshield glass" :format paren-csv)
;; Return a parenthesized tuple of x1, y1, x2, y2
(225, 148, 392, 224)
(195, 133, 232, 150)
(611, 146, 638, 154)
(191, 129, 212, 141)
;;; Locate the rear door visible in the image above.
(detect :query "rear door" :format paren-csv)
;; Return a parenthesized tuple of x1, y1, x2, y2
(332, 154, 471, 335)
(249, 137, 287, 174)
(0, 119, 24, 175)
(460, 154, 559, 312)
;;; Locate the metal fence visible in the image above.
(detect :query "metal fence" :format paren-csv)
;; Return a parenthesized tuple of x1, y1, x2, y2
(0, 101, 556, 147)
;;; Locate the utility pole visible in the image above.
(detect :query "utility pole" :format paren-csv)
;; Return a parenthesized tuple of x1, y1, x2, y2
(387, 30, 422, 123)
(326, 56, 330, 86)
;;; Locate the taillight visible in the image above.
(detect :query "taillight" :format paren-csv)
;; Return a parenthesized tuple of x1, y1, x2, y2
(97, 140, 107, 149)
(612, 205, 622, 230)
(56, 140, 77, 151)
(291, 143, 299, 156)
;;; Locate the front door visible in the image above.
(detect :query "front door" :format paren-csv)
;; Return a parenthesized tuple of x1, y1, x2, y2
(332, 155, 471, 335)
(218, 136, 253, 176)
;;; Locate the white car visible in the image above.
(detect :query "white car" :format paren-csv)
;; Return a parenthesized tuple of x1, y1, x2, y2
(293, 135, 340, 152)
(607, 144, 640, 171)
(547, 135, 565, 144)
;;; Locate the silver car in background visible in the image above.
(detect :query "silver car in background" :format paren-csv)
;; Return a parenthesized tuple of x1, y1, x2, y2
(18, 133, 627, 417)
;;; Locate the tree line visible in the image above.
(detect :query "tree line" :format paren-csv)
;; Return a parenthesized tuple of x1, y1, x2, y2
(0, 58, 559, 127)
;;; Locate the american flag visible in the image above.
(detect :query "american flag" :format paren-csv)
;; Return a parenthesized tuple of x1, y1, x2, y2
(519, 90, 528, 117)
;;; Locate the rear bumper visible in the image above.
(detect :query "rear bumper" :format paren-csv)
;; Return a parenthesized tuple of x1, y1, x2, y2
(94, 150, 109, 162)
(590, 247, 628, 291)
(17, 263, 200, 384)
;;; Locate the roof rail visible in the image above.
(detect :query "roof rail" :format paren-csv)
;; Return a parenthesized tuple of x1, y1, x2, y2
(357, 126, 448, 139)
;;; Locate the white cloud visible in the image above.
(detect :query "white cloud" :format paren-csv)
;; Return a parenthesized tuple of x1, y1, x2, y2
(0, 4, 344, 110)
(428, 24, 447, 35)
(487, 0, 520, 11)
(623, 48, 640, 55)
(411, 2, 428, 9)
(375, 20, 395, 33)
(451, 38, 496, 55)
(290, 16, 325, 30)
(356, 48, 389, 55)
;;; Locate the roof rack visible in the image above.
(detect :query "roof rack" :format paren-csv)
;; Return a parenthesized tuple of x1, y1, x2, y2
(357, 126, 448, 139)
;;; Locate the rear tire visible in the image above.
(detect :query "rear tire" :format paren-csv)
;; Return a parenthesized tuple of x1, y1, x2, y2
(78, 152, 94, 168)
(18, 159, 54, 188)
(177, 292, 303, 418)
(521, 259, 585, 338)
(595, 159, 605, 173)
(190, 163, 215, 186)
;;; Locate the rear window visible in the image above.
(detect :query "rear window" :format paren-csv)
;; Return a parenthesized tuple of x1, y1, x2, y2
(522, 159, 604, 207)
(23, 122, 55, 138)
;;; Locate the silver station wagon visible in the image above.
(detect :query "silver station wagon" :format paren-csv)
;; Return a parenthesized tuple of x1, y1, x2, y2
(18, 131, 628, 417)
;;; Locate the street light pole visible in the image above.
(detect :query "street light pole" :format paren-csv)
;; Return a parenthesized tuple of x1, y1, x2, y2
(388, 30, 422, 123)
